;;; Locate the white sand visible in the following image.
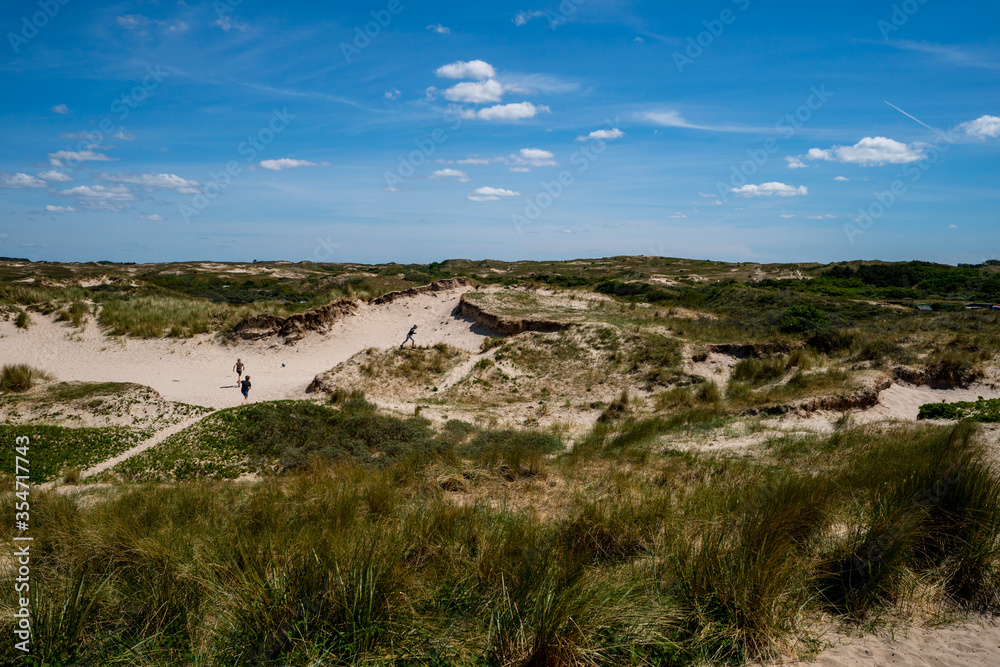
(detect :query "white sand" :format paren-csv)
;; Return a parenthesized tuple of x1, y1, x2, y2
(0, 287, 490, 409)
(857, 382, 1000, 422)
(768, 617, 1000, 666)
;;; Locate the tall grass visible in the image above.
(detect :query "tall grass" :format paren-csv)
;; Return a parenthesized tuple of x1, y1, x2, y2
(3, 419, 999, 664)
(0, 363, 54, 392)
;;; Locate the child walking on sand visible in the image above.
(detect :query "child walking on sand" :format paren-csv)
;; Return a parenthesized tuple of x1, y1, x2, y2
(240, 376, 251, 403)
(400, 324, 417, 349)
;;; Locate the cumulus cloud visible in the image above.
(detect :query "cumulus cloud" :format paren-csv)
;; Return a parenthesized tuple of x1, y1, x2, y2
(513, 10, 546, 25)
(51, 104, 70, 114)
(37, 170, 73, 182)
(515, 148, 557, 167)
(48, 150, 116, 166)
(435, 59, 496, 80)
(803, 137, 926, 166)
(115, 128, 136, 141)
(259, 158, 324, 171)
(443, 79, 505, 104)
(430, 168, 471, 182)
(470, 101, 549, 121)
(957, 115, 1000, 139)
(730, 182, 808, 197)
(1, 173, 47, 188)
(137, 213, 165, 221)
(45, 205, 75, 212)
(575, 128, 625, 142)
(100, 172, 201, 193)
(467, 186, 519, 201)
(427, 24, 450, 34)
(834, 176, 850, 182)
(58, 185, 136, 201)
(948, 224, 958, 229)
(384, 88, 401, 100)
(785, 156, 808, 169)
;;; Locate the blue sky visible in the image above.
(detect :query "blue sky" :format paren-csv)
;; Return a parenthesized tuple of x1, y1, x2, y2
(1, 0, 998, 264)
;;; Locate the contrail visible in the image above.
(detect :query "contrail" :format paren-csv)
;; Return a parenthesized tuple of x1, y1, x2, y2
(884, 101, 953, 142)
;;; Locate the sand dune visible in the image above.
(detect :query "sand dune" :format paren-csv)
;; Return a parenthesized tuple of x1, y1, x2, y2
(0, 287, 490, 409)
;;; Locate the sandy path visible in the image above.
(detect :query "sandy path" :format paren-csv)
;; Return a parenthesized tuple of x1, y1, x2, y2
(0, 288, 491, 409)
(80, 411, 214, 480)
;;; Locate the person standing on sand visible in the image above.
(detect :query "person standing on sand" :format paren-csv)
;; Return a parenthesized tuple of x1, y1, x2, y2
(400, 324, 417, 349)
(233, 358, 245, 384)
(240, 375, 251, 404)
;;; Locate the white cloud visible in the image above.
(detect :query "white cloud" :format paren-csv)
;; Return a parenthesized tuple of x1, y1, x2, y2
(259, 158, 323, 171)
(115, 128, 136, 141)
(59, 185, 135, 201)
(957, 115, 1000, 139)
(456, 157, 497, 165)
(641, 110, 691, 128)
(430, 168, 470, 182)
(1, 173, 47, 188)
(516, 148, 557, 167)
(427, 24, 450, 34)
(100, 172, 201, 192)
(37, 170, 73, 182)
(948, 224, 958, 229)
(805, 214, 837, 220)
(118, 14, 187, 33)
(48, 150, 116, 166)
(424, 86, 438, 101)
(51, 104, 70, 115)
(467, 186, 519, 201)
(435, 59, 496, 80)
(575, 128, 625, 142)
(137, 213, 165, 221)
(384, 88, 401, 100)
(473, 101, 549, 121)
(699, 193, 719, 198)
(668, 213, 687, 219)
(45, 205, 75, 212)
(117, 14, 143, 30)
(509, 167, 531, 172)
(215, 15, 249, 31)
(730, 182, 808, 197)
(785, 156, 808, 169)
(804, 137, 926, 166)
(513, 10, 546, 25)
(834, 176, 850, 182)
(780, 214, 796, 219)
(384, 186, 400, 192)
(443, 79, 505, 104)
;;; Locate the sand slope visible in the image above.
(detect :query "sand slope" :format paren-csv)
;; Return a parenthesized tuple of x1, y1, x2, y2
(0, 287, 490, 409)
(767, 617, 1000, 666)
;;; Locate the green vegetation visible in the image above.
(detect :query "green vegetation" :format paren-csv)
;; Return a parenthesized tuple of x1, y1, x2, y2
(919, 397, 1000, 422)
(3, 418, 998, 664)
(0, 424, 146, 482)
(0, 363, 53, 393)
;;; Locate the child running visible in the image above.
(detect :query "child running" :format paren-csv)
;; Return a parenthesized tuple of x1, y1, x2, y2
(400, 324, 417, 349)
(240, 375, 251, 404)
(233, 358, 245, 384)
